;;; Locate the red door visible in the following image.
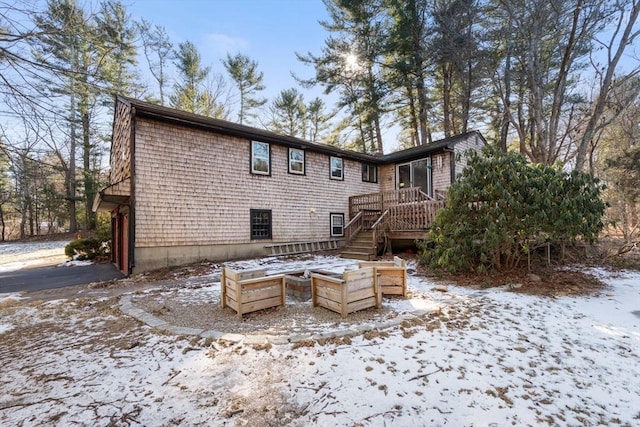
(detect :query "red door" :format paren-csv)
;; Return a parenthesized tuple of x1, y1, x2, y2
(120, 213, 129, 273)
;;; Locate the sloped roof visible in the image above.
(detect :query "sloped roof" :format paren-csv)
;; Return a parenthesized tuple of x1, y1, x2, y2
(118, 95, 484, 165)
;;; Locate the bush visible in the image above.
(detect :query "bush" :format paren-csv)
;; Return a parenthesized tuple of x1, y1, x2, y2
(65, 237, 108, 261)
(419, 147, 606, 273)
(95, 212, 112, 252)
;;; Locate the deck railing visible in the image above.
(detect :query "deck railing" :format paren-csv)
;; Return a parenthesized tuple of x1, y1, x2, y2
(349, 187, 433, 217)
(346, 188, 446, 254)
(369, 199, 445, 240)
(370, 210, 389, 254)
(385, 200, 445, 230)
(343, 210, 363, 244)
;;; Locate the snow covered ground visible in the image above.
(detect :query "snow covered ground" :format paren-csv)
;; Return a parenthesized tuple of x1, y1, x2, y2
(0, 253, 639, 426)
(0, 240, 69, 272)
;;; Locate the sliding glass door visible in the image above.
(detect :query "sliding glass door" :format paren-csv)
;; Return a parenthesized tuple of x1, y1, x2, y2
(396, 158, 432, 196)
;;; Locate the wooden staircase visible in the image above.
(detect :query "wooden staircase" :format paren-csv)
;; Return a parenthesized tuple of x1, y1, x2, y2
(341, 188, 446, 261)
(340, 230, 376, 261)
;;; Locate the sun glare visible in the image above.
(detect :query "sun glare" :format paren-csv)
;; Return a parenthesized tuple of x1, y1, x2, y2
(343, 52, 361, 74)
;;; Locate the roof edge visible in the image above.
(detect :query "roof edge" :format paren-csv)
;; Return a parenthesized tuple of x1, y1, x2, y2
(116, 95, 484, 165)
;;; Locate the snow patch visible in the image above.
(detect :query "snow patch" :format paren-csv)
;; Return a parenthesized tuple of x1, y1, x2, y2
(57, 260, 94, 267)
(0, 256, 638, 426)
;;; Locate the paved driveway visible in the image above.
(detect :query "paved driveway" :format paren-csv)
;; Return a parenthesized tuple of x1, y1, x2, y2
(0, 263, 125, 293)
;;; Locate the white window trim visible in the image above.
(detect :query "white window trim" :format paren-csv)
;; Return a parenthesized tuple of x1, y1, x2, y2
(288, 148, 305, 175)
(330, 213, 345, 237)
(330, 156, 344, 180)
(251, 141, 270, 175)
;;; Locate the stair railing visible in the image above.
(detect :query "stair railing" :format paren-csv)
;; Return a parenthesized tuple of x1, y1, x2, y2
(370, 209, 389, 256)
(343, 210, 363, 245)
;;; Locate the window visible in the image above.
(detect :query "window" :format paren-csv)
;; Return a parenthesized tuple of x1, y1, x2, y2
(288, 148, 305, 175)
(251, 141, 270, 175)
(330, 213, 345, 237)
(362, 163, 377, 183)
(397, 158, 432, 196)
(250, 209, 272, 239)
(330, 156, 344, 180)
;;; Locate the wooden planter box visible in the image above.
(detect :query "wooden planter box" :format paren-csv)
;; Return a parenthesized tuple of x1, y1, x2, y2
(311, 267, 381, 318)
(358, 256, 407, 297)
(221, 267, 286, 318)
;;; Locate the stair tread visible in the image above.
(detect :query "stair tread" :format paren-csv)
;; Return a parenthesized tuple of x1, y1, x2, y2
(340, 252, 374, 261)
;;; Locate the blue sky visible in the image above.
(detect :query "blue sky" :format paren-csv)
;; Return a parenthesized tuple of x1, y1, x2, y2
(125, 0, 407, 151)
(127, 0, 332, 105)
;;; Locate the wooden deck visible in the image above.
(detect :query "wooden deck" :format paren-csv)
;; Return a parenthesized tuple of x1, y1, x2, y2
(341, 188, 446, 259)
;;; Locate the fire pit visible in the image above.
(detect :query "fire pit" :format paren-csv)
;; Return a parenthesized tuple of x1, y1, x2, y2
(284, 269, 341, 301)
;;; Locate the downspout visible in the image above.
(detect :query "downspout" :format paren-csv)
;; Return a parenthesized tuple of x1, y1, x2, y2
(128, 108, 136, 275)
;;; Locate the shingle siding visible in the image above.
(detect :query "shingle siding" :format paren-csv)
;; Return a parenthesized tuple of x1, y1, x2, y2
(102, 97, 485, 273)
(432, 152, 452, 194)
(133, 118, 378, 249)
(454, 133, 484, 176)
(110, 100, 132, 184)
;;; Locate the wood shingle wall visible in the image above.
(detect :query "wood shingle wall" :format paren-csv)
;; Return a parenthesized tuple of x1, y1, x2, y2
(431, 152, 451, 194)
(133, 118, 379, 249)
(110, 101, 132, 184)
(454, 133, 484, 176)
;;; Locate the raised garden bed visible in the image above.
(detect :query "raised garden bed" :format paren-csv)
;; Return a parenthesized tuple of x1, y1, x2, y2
(284, 269, 342, 301)
(358, 256, 407, 297)
(221, 267, 286, 318)
(311, 267, 382, 318)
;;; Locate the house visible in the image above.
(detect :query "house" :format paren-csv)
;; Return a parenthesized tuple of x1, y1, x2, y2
(93, 96, 485, 275)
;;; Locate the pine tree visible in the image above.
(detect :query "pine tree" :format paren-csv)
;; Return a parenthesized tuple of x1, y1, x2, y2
(222, 52, 267, 125)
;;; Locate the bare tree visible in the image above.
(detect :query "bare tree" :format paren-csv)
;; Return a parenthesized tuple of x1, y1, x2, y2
(488, 0, 607, 165)
(574, 0, 640, 171)
(137, 18, 173, 105)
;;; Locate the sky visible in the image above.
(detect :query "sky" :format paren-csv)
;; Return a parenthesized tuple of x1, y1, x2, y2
(126, 0, 332, 108)
(124, 0, 403, 152)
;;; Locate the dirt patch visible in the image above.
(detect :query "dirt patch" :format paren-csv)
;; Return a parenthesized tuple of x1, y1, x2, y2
(415, 261, 609, 297)
(130, 287, 398, 335)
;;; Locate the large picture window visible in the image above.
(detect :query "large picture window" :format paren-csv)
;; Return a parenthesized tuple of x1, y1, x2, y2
(288, 148, 305, 175)
(251, 141, 270, 175)
(330, 156, 344, 180)
(330, 213, 345, 237)
(250, 209, 272, 240)
(362, 163, 377, 183)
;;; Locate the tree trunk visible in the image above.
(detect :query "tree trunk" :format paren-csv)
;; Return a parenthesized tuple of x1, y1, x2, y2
(406, 86, 419, 147)
(82, 111, 96, 230)
(416, 72, 429, 145)
(0, 204, 4, 241)
(68, 94, 78, 234)
(499, 46, 512, 152)
(442, 64, 452, 138)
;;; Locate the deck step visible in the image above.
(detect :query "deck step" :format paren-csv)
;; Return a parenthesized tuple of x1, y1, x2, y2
(340, 251, 374, 261)
(344, 244, 373, 252)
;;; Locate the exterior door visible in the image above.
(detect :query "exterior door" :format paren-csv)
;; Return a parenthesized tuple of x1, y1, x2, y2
(112, 209, 129, 274)
(120, 213, 129, 273)
(397, 158, 432, 196)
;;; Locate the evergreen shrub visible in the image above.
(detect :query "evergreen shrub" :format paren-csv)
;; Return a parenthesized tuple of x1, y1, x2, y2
(419, 147, 606, 273)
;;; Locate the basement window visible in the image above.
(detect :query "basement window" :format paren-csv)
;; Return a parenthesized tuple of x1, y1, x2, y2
(330, 213, 345, 237)
(250, 209, 272, 240)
